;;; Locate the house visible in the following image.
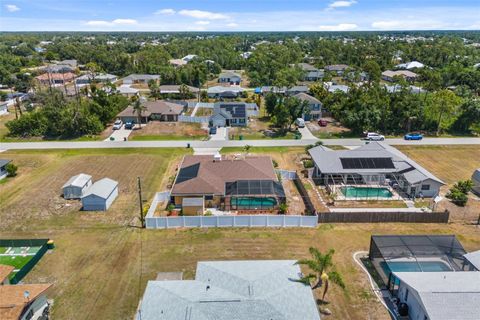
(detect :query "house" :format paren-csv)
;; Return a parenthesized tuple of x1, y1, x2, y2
(116, 100, 184, 123)
(325, 64, 350, 75)
(182, 54, 198, 62)
(209, 102, 248, 127)
(121, 74, 160, 85)
(170, 155, 286, 213)
(81, 178, 119, 211)
(75, 73, 117, 85)
(158, 85, 200, 95)
(293, 93, 322, 120)
(0, 265, 14, 285)
(395, 60, 425, 70)
(136, 260, 320, 320)
(0, 101, 8, 115)
(207, 86, 245, 99)
(169, 55, 198, 67)
(62, 173, 93, 199)
(392, 272, 480, 320)
(309, 142, 444, 198)
(384, 84, 426, 94)
(260, 86, 287, 95)
(285, 85, 309, 96)
(297, 63, 324, 81)
(116, 85, 139, 97)
(59, 59, 77, 68)
(240, 51, 252, 59)
(35, 72, 76, 86)
(218, 71, 242, 85)
(382, 70, 418, 82)
(471, 168, 480, 196)
(0, 159, 12, 180)
(324, 83, 350, 93)
(0, 283, 52, 320)
(44, 64, 75, 73)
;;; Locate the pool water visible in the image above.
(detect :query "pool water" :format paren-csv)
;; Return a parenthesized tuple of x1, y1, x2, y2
(341, 186, 393, 198)
(231, 197, 277, 209)
(380, 261, 452, 275)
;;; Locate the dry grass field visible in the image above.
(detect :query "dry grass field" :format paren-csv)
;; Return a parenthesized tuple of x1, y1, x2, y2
(0, 146, 479, 320)
(129, 122, 208, 141)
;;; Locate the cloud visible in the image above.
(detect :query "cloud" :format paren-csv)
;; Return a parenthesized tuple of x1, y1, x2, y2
(226, 23, 239, 28)
(329, 1, 357, 9)
(155, 9, 176, 15)
(195, 21, 210, 25)
(5, 4, 20, 12)
(178, 9, 229, 20)
(316, 23, 358, 31)
(371, 19, 449, 30)
(85, 19, 137, 27)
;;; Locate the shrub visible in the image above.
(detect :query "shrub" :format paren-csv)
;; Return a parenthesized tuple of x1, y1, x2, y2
(204, 210, 213, 216)
(303, 159, 314, 168)
(272, 159, 279, 168)
(456, 180, 473, 194)
(166, 203, 175, 212)
(5, 163, 18, 177)
(446, 179, 473, 207)
(278, 203, 288, 214)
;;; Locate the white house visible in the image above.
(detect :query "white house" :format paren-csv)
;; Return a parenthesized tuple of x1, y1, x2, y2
(395, 61, 425, 70)
(393, 272, 480, 320)
(81, 178, 118, 211)
(62, 173, 93, 199)
(218, 71, 242, 85)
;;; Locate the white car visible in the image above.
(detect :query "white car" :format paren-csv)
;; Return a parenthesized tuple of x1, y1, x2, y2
(365, 132, 385, 141)
(295, 118, 305, 128)
(112, 119, 123, 130)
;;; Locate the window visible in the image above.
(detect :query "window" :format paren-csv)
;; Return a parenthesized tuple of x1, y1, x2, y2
(405, 288, 409, 302)
(205, 195, 213, 200)
(421, 184, 430, 191)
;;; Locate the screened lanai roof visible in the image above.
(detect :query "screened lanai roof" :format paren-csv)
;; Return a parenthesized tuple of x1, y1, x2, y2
(225, 180, 285, 198)
(369, 235, 469, 271)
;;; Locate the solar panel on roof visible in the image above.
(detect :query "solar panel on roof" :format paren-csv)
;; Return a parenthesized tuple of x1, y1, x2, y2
(340, 157, 395, 169)
(176, 163, 200, 183)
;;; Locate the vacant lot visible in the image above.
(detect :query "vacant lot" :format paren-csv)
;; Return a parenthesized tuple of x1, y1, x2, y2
(307, 118, 353, 139)
(229, 117, 299, 140)
(129, 122, 208, 141)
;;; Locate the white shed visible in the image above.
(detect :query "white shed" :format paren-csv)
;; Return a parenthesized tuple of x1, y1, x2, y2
(81, 178, 118, 211)
(472, 168, 480, 196)
(62, 173, 92, 199)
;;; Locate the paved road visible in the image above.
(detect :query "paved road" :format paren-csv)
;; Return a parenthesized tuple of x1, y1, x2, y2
(1, 137, 479, 151)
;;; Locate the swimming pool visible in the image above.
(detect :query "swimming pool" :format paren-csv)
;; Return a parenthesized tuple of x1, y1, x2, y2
(341, 186, 393, 198)
(231, 197, 277, 209)
(380, 260, 452, 275)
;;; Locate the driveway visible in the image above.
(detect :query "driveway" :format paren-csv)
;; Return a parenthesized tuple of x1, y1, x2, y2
(209, 127, 228, 141)
(298, 125, 318, 140)
(104, 126, 133, 141)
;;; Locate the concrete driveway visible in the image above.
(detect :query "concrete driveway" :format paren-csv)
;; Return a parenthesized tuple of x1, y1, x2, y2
(209, 127, 228, 141)
(298, 125, 318, 140)
(104, 126, 133, 141)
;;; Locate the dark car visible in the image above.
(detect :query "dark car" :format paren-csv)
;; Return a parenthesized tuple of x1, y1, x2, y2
(124, 121, 135, 130)
(404, 132, 423, 140)
(318, 119, 328, 127)
(209, 127, 217, 135)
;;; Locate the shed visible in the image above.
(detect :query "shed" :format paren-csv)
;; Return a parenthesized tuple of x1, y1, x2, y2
(62, 173, 93, 199)
(81, 178, 119, 211)
(472, 168, 480, 196)
(181, 198, 204, 215)
(0, 159, 12, 180)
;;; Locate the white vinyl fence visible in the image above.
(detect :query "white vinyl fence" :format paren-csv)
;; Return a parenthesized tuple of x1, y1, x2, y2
(146, 215, 318, 229)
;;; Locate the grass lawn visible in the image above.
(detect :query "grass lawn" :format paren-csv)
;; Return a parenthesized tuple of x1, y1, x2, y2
(0, 145, 479, 320)
(129, 122, 208, 141)
(130, 134, 207, 141)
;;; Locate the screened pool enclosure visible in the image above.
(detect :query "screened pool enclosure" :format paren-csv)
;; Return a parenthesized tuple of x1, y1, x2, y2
(225, 180, 286, 210)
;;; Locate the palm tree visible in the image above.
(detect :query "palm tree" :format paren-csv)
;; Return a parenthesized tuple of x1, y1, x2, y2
(132, 100, 147, 129)
(296, 247, 345, 302)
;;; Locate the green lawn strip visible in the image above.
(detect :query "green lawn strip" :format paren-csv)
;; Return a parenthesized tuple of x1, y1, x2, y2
(0, 255, 33, 270)
(130, 134, 208, 141)
(7, 147, 191, 157)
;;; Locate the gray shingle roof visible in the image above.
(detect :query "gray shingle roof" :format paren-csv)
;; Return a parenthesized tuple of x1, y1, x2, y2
(394, 272, 480, 320)
(62, 173, 92, 188)
(0, 159, 11, 168)
(82, 178, 118, 199)
(293, 93, 321, 105)
(308, 142, 443, 184)
(138, 260, 320, 320)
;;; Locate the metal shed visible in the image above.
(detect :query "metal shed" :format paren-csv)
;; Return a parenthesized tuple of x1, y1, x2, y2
(81, 178, 118, 211)
(472, 168, 480, 196)
(62, 173, 92, 199)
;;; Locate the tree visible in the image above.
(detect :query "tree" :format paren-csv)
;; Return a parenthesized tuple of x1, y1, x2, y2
(132, 100, 147, 129)
(284, 97, 309, 129)
(148, 80, 160, 100)
(271, 101, 290, 130)
(5, 163, 18, 177)
(179, 84, 191, 100)
(264, 92, 278, 116)
(429, 89, 462, 135)
(296, 248, 345, 301)
(362, 60, 381, 84)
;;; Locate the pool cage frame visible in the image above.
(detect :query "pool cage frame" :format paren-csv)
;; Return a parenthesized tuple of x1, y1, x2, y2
(369, 235, 477, 291)
(225, 180, 286, 210)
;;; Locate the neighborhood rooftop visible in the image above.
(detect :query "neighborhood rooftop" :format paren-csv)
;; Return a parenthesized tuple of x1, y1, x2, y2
(117, 100, 184, 118)
(82, 177, 118, 199)
(137, 260, 320, 320)
(0, 283, 52, 320)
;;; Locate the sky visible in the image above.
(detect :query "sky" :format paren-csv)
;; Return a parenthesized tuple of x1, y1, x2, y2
(1, 0, 480, 32)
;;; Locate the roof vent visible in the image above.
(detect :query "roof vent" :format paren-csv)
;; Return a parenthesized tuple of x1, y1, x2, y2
(213, 152, 222, 162)
(206, 285, 210, 291)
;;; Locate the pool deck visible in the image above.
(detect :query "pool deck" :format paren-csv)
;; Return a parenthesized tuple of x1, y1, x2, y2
(330, 207, 431, 212)
(334, 185, 403, 201)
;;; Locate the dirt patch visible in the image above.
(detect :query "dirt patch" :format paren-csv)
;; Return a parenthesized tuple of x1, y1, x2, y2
(282, 180, 306, 214)
(307, 118, 352, 139)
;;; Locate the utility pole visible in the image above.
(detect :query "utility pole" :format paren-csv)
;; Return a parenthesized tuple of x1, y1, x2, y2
(137, 177, 145, 228)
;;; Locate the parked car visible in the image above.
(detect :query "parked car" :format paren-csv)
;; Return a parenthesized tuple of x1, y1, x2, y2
(112, 119, 123, 130)
(404, 132, 423, 140)
(124, 121, 134, 130)
(295, 118, 305, 128)
(318, 119, 328, 127)
(209, 127, 217, 135)
(365, 132, 385, 141)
